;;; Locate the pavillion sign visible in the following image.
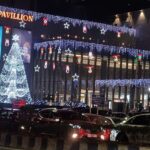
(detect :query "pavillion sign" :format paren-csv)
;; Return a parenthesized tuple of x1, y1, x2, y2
(0, 11, 34, 22)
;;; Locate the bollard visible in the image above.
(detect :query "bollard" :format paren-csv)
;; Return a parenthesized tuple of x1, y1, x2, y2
(0, 132, 7, 146)
(46, 138, 57, 150)
(63, 139, 79, 150)
(118, 144, 128, 150)
(140, 147, 150, 150)
(9, 134, 18, 148)
(98, 142, 107, 150)
(79, 142, 88, 150)
(32, 137, 42, 150)
(22, 136, 29, 149)
(4, 134, 11, 146)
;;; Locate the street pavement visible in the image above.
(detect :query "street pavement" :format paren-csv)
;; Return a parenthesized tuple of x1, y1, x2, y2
(0, 146, 22, 150)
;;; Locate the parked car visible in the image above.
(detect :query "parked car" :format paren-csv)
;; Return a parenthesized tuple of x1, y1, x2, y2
(110, 113, 150, 144)
(81, 113, 113, 141)
(23, 109, 111, 141)
(0, 108, 20, 132)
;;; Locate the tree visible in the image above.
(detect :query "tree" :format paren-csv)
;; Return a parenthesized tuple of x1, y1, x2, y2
(0, 34, 32, 103)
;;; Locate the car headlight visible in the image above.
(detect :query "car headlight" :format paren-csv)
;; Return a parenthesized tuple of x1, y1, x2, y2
(72, 133, 78, 139)
(20, 125, 25, 130)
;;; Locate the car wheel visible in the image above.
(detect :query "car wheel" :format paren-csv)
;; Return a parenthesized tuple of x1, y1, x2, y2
(116, 133, 128, 143)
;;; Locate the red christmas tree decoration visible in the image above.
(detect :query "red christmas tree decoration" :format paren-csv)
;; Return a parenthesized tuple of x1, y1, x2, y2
(112, 54, 120, 62)
(138, 53, 142, 61)
(4, 26, 11, 34)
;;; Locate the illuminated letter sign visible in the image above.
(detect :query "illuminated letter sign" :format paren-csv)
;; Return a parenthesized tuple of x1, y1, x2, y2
(0, 11, 34, 22)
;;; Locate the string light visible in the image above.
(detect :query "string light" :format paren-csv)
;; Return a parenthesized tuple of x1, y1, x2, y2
(34, 40, 150, 59)
(96, 79, 150, 88)
(74, 35, 78, 39)
(0, 6, 135, 36)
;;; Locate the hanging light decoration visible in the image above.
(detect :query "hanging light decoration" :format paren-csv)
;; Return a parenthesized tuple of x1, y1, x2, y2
(83, 25, 87, 33)
(5, 26, 11, 34)
(66, 65, 70, 74)
(88, 51, 94, 59)
(44, 61, 48, 69)
(40, 48, 44, 59)
(138, 53, 142, 61)
(88, 66, 93, 74)
(112, 54, 120, 62)
(53, 63, 55, 70)
(48, 46, 52, 54)
(117, 31, 121, 38)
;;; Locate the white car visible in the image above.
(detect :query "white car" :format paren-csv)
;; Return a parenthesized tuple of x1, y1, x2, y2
(110, 113, 150, 144)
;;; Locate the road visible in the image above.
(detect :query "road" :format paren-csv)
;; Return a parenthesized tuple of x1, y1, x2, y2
(0, 147, 22, 150)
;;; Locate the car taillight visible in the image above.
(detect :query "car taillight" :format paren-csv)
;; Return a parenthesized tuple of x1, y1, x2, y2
(100, 129, 111, 141)
(78, 128, 87, 138)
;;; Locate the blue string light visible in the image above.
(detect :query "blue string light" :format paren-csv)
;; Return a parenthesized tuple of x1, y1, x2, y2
(34, 40, 150, 59)
(0, 5, 136, 36)
(96, 79, 150, 87)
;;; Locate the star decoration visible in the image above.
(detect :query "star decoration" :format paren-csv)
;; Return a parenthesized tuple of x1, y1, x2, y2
(3, 53, 7, 61)
(64, 22, 70, 29)
(65, 48, 72, 56)
(72, 73, 79, 81)
(19, 20, 26, 28)
(100, 28, 107, 35)
(57, 47, 62, 54)
(12, 34, 19, 42)
(34, 65, 40, 72)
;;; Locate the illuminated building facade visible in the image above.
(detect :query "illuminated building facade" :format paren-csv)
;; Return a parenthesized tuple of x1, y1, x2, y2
(0, 6, 149, 111)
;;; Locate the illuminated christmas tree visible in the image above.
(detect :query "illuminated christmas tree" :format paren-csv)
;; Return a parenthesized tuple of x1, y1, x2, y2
(0, 34, 32, 103)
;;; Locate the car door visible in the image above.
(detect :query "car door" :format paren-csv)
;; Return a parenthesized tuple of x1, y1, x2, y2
(143, 115, 150, 144)
(35, 109, 60, 136)
(125, 115, 150, 144)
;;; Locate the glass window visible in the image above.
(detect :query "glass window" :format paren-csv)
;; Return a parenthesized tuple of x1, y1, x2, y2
(126, 115, 150, 126)
(40, 110, 54, 118)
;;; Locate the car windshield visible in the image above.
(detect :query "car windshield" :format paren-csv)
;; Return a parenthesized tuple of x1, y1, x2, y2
(55, 111, 82, 120)
(84, 114, 112, 125)
(111, 117, 122, 124)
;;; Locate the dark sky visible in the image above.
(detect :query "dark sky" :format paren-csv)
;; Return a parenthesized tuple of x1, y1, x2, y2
(0, 0, 150, 23)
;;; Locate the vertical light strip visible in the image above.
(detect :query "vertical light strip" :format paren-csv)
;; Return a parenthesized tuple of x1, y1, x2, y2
(0, 26, 3, 60)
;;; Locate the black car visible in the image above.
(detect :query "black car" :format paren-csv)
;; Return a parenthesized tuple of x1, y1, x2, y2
(24, 108, 110, 141)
